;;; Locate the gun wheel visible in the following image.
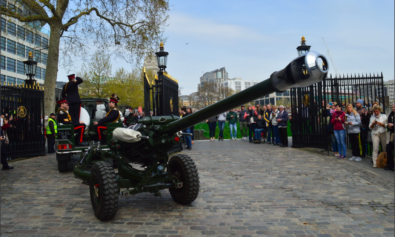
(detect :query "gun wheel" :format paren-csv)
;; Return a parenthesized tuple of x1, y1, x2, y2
(89, 161, 119, 221)
(168, 154, 200, 205)
(57, 161, 69, 172)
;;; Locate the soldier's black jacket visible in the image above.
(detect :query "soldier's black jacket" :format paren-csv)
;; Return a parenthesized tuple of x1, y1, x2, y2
(61, 77, 83, 104)
(97, 107, 120, 126)
(57, 109, 72, 124)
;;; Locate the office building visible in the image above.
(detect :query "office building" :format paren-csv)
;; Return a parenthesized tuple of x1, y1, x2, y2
(1, 0, 50, 86)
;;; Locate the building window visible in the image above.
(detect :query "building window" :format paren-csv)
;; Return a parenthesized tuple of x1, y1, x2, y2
(42, 38, 48, 49)
(34, 34, 41, 47)
(34, 50, 41, 62)
(17, 79, 24, 85)
(36, 67, 41, 79)
(26, 46, 33, 58)
(42, 53, 47, 65)
(8, 3, 16, 12)
(7, 21, 16, 36)
(7, 58, 16, 72)
(17, 60, 24, 75)
(17, 43, 25, 57)
(0, 18, 5, 32)
(7, 76, 15, 84)
(1, 75, 5, 85)
(0, 36, 5, 51)
(17, 25, 25, 40)
(0, 56, 5, 70)
(42, 68, 46, 80)
(0, 0, 6, 7)
(7, 39, 16, 54)
(26, 30, 33, 44)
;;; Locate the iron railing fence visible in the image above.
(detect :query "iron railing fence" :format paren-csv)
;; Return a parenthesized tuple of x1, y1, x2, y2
(291, 73, 385, 155)
(1, 83, 45, 159)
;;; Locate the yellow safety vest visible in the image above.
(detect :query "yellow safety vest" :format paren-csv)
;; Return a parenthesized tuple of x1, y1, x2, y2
(46, 118, 57, 135)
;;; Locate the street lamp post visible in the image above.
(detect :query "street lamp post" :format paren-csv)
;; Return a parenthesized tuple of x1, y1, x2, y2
(296, 36, 311, 56)
(23, 51, 38, 86)
(155, 42, 169, 115)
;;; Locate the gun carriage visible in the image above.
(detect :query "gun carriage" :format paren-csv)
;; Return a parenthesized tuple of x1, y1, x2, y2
(57, 51, 328, 220)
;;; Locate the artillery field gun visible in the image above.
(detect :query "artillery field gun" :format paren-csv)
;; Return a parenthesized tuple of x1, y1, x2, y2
(59, 51, 328, 220)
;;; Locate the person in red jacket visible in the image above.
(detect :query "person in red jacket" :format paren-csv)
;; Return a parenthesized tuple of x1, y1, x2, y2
(331, 104, 347, 159)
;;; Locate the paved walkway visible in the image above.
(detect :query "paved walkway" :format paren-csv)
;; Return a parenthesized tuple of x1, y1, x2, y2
(1, 140, 394, 237)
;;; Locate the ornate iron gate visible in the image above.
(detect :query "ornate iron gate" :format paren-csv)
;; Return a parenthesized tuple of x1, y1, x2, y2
(291, 73, 385, 151)
(1, 83, 45, 159)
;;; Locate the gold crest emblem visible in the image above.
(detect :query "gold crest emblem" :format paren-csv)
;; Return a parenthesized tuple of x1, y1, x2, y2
(17, 106, 27, 118)
(303, 94, 310, 107)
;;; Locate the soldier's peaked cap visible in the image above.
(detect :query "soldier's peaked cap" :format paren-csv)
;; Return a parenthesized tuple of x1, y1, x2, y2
(110, 97, 119, 103)
(67, 74, 75, 80)
(57, 98, 68, 105)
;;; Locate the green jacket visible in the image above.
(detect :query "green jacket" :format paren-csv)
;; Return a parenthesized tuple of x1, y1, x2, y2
(226, 111, 238, 124)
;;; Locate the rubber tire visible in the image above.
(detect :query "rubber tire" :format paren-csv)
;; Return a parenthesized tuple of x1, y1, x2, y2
(89, 161, 119, 221)
(168, 154, 200, 205)
(58, 161, 69, 172)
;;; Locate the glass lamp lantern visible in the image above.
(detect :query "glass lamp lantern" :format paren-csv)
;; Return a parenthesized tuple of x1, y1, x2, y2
(296, 36, 311, 57)
(24, 51, 38, 78)
(155, 42, 169, 71)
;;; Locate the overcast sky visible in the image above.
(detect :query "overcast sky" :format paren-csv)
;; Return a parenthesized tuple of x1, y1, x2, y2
(58, 0, 394, 96)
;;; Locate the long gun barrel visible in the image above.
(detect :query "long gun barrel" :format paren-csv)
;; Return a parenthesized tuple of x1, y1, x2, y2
(159, 51, 329, 135)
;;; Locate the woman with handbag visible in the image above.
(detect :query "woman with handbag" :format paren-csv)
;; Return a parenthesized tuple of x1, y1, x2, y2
(244, 105, 258, 143)
(1, 117, 13, 170)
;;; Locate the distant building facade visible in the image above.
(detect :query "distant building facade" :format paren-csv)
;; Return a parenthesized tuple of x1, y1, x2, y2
(198, 67, 228, 93)
(384, 80, 394, 104)
(1, 0, 50, 86)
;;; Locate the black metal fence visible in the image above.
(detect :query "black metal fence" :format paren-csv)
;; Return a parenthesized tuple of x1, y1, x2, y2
(1, 83, 46, 159)
(143, 69, 179, 116)
(291, 73, 385, 154)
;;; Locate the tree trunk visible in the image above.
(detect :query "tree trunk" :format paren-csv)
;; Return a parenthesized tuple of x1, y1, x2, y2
(43, 21, 62, 116)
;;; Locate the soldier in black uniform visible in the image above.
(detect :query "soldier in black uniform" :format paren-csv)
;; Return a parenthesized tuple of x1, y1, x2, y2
(61, 74, 83, 127)
(57, 98, 89, 146)
(93, 96, 120, 143)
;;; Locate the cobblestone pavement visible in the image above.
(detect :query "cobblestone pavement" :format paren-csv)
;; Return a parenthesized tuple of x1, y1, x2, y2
(1, 140, 394, 237)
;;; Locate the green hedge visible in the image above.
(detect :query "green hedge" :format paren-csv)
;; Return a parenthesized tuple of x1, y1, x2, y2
(193, 121, 292, 139)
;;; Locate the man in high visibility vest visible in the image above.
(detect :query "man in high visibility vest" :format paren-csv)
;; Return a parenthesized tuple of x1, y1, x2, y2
(46, 113, 57, 153)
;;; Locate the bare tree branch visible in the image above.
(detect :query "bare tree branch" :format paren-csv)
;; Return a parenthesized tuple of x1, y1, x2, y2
(62, 7, 147, 33)
(38, 0, 58, 18)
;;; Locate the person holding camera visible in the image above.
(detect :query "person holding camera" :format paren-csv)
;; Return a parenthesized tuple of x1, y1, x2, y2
(369, 105, 388, 168)
(61, 74, 83, 127)
(331, 104, 347, 159)
(1, 117, 13, 170)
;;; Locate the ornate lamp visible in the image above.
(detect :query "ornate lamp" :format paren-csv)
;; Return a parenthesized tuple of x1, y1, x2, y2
(296, 36, 311, 57)
(155, 42, 169, 72)
(23, 51, 38, 86)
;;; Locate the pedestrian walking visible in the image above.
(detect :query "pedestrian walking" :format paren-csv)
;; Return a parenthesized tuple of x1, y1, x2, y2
(217, 112, 227, 141)
(206, 116, 218, 141)
(265, 104, 273, 144)
(245, 105, 258, 143)
(46, 113, 57, 153)
(277, 105, 289, 147)
(331, 104, 347, 159)
(345, 104, 362, 161)
(239, 105, 248, 140)
(254, 115, 265, 143)
(385, 103, 394, 171)
(226, 109, 238, 140)
(369, 105, 388, 168)
(1, 117, 13, 170)
(187, 108, 195, 144)
(270, 105, 280, 145)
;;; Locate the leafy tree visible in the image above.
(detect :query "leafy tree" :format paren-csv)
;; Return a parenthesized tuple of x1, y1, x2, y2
(78, 50, 112, 99)
(0, 0, 169, 114)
